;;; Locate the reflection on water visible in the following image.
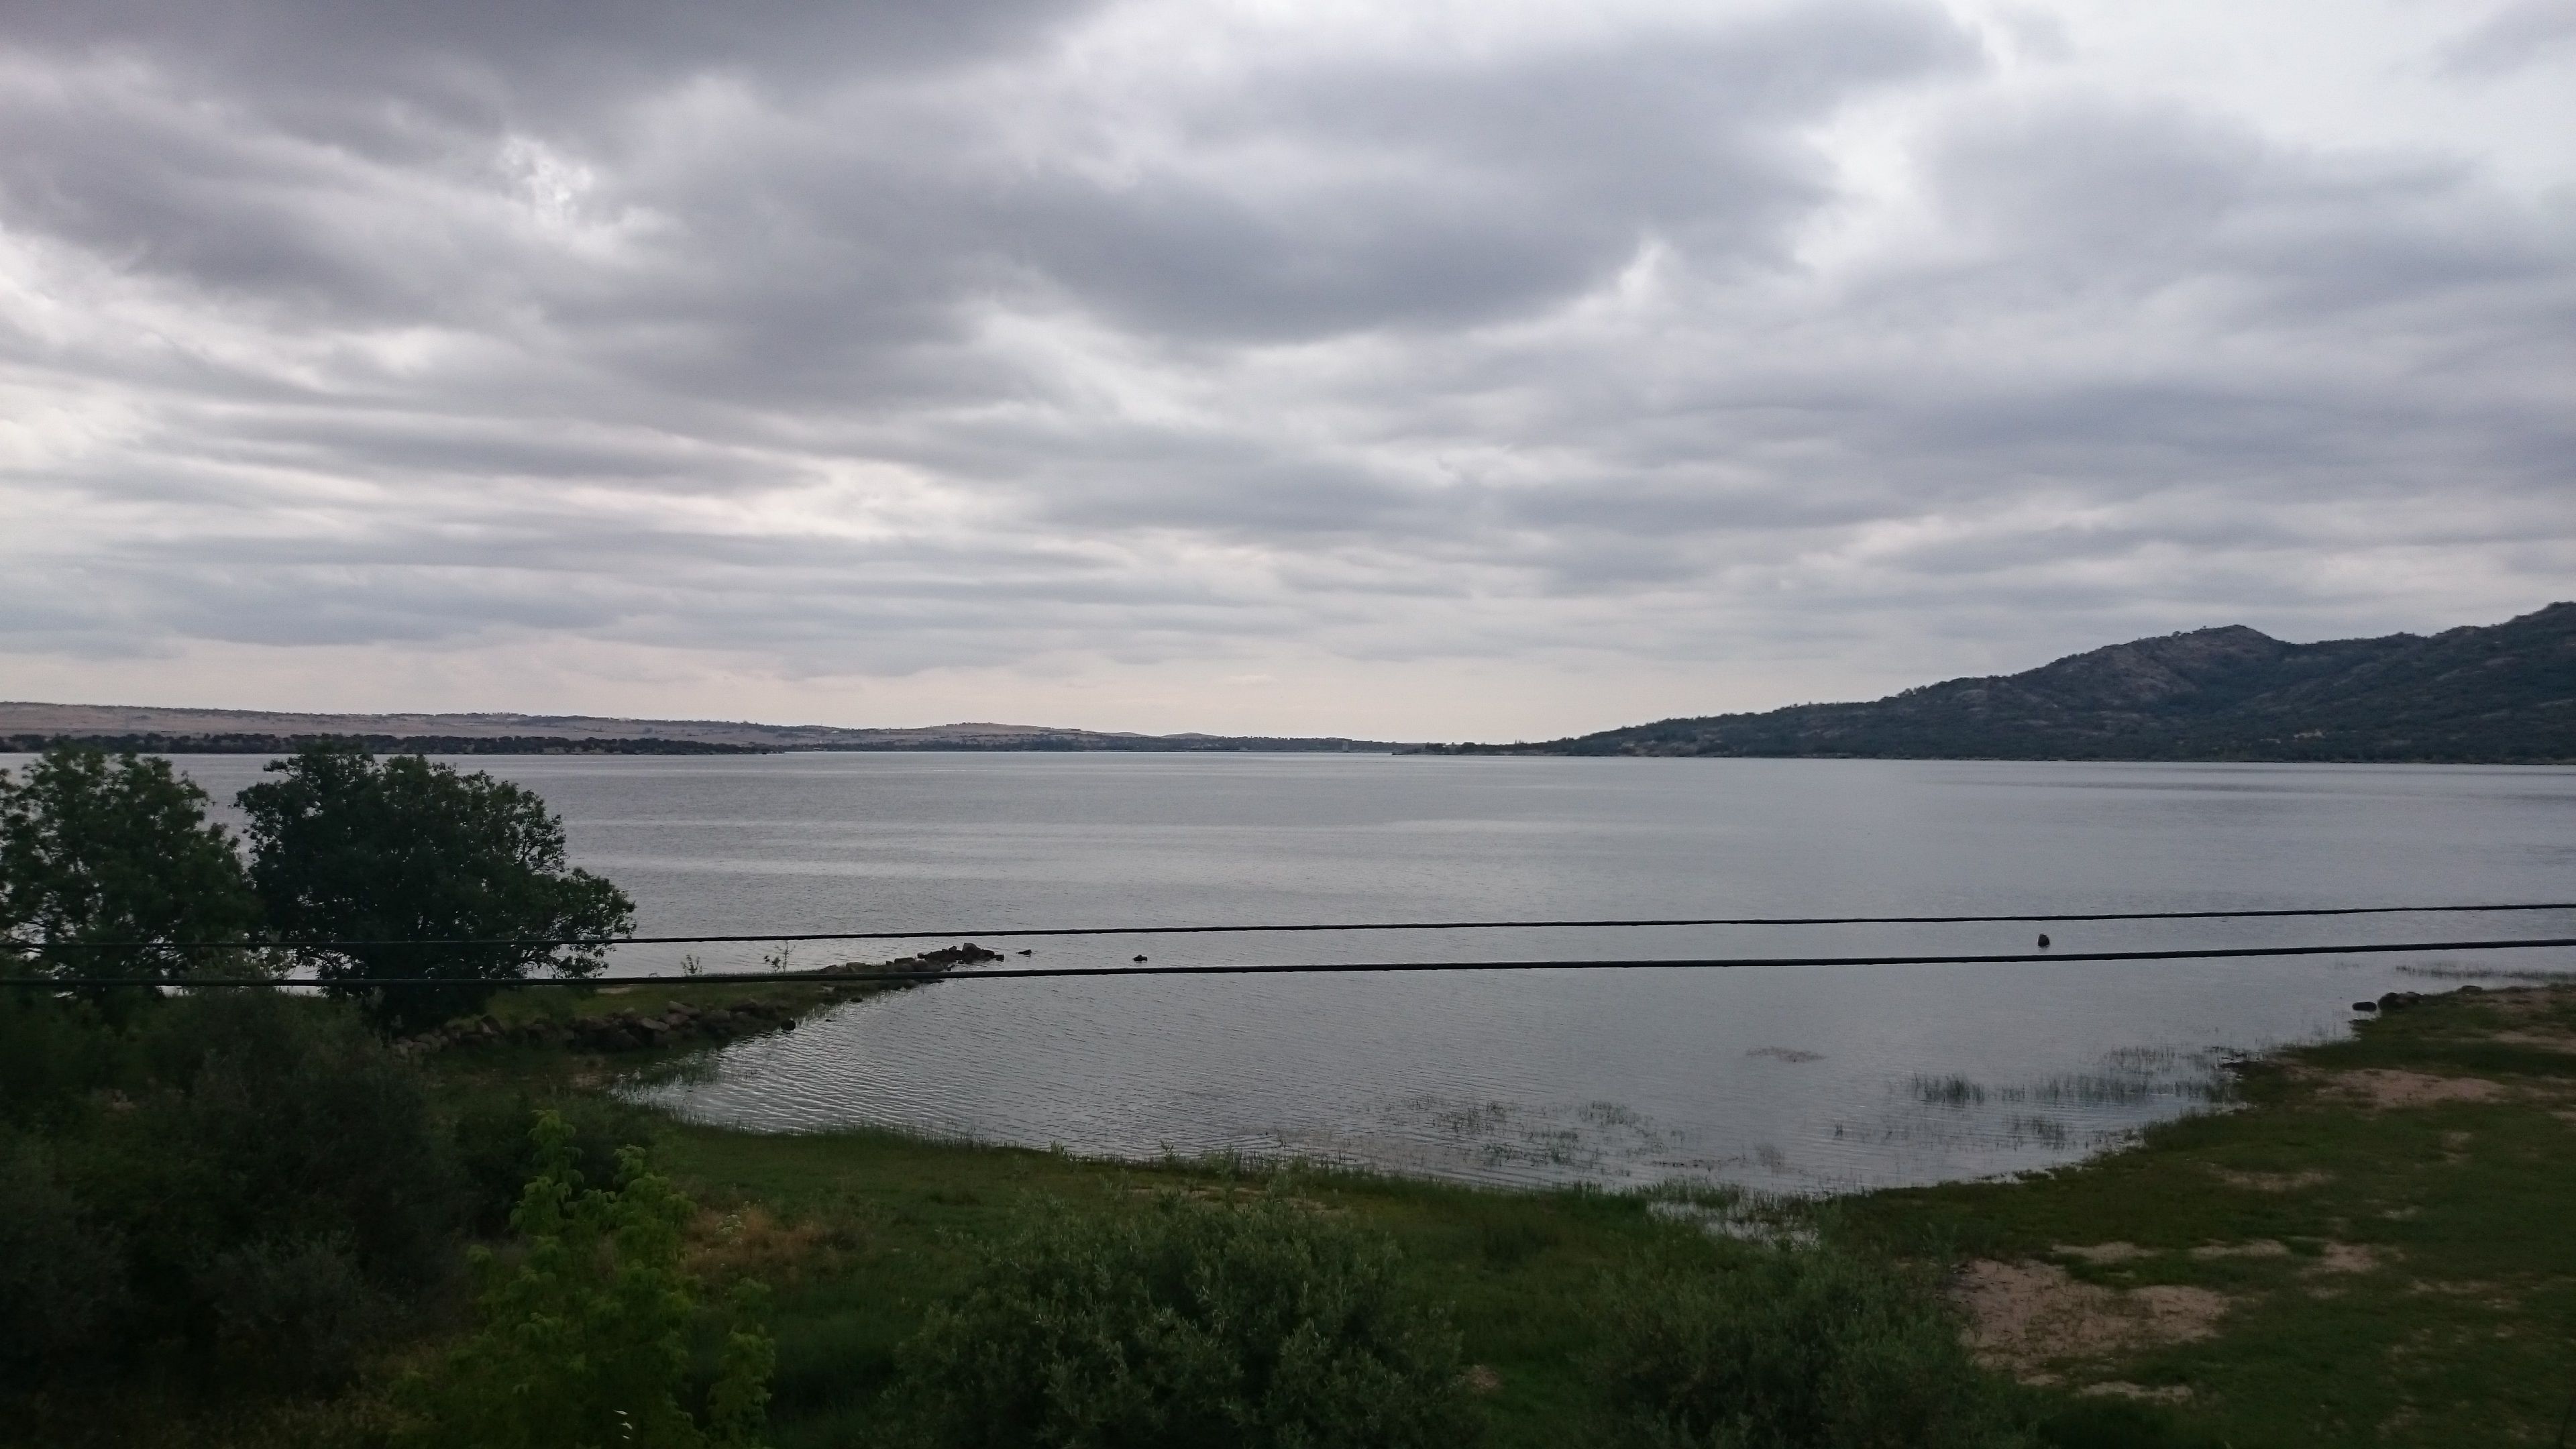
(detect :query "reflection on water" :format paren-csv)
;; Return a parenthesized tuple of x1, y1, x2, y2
(56, 752, 2576, 1194)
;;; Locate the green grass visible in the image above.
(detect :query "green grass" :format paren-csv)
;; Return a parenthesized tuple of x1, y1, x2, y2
(1841, 986, 2576, 1446)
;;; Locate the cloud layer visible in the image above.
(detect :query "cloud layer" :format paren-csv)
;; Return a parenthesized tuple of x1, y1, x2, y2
(3, 0, 2570, 737)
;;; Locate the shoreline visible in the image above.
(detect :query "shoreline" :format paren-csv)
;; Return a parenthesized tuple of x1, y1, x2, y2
(409, 975, 2576, 1446)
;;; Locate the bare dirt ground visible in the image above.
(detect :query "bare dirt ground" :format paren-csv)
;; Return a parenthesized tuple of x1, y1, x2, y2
(1954, 1259, 2227, 1383)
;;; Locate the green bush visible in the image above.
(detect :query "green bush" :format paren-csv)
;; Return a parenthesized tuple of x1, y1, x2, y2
(450, 1087, 659, 1235)
(0, 989, 127, 1128)
(2, 991, 466, 1401)
(108, 994, 464, 1300)
(198, 1233, 392, 1394)
(402, 1112, 773, 1449)
(0, 992, 465, 1401)
(890, 1191, 1480, 1449)
(1596, 1242, 2021, 1448)
(0, 1132, 127, 1386)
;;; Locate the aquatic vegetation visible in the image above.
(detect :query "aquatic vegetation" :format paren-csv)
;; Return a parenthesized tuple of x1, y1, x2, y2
(1911, 1073, 1987, 1107)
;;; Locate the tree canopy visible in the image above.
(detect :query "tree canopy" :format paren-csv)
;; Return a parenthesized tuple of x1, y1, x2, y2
(239, 743, 633, 1032)
(0, 745, 260, 984)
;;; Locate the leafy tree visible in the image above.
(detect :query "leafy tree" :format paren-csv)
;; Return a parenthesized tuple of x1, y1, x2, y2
(402, 1112, 773, 1449)
(0, 745, 260, 984)
(238, 742, 633, 1033)
(891, 1189, 1478, 1449)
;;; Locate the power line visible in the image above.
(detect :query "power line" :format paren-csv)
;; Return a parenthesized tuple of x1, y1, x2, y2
(15, 899, 2576, 953)
(15, 934, 2576, 986)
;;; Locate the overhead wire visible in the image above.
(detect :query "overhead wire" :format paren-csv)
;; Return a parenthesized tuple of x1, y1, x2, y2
(12, 898, 2576, 953)
(14, 934, 2576, 987)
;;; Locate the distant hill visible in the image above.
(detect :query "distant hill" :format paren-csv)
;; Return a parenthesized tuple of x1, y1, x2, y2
(0, 704, 1403, 755)
(1417, 602, 2576, 763)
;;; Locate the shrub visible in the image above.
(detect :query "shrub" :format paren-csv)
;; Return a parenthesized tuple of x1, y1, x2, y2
(0, 988, 127, 1128)
(450, 1087, 659, 1235)
(0, 1132, 127, 1387)
(109, 993, 463, 1300)
(890, 1191, 1480, 1449)
(238, 742, 633, 1034)
(1596, 1241, 2021, 1448)
(401, 1112, 773, 1449)
(26, 991, 468, 1397)
(198, 1234, 392, 1394)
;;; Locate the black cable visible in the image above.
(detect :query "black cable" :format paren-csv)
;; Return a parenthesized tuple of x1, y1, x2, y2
(13, 934, 2575, 986)
(13, 900, 2576, 953)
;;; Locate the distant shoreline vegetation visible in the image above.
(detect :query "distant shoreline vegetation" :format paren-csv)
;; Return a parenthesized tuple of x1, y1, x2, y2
(0, 731, 1407, 756)
(0, 733, 774, 756)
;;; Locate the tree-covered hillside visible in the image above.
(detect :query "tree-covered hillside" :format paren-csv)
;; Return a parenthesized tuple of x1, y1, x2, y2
(1424, 602, 2575, 762)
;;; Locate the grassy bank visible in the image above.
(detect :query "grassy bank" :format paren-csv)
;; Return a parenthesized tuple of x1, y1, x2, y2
(1844, 982, 2576, 1444)
(407, 979, 2576, 1447)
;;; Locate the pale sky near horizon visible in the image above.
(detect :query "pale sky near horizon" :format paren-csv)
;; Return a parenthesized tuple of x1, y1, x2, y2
(1, 0, 2569, 739)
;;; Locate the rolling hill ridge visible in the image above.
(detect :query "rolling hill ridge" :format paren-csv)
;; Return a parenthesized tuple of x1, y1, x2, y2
(1421, 602, 2575, 762)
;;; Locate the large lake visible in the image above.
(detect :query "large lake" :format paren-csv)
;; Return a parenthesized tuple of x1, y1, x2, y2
(48, 752, 2576, 1193)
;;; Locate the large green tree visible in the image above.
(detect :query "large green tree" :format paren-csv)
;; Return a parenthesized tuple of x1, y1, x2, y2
(0, 745, 260, 983)
(238, 743, 633, 1033)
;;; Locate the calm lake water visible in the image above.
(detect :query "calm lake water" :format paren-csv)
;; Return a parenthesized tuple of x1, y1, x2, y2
(41, 752, 2576, 1194)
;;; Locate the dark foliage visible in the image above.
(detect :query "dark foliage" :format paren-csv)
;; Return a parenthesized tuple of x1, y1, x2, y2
(0, 1132, 128, 1381)
(1595, 1242, 2021, 1448)
(450, 1087, 661, 1235)
(3, 733, 771, 755)
(890, 1191, 1479, 1449)
(400, 1112, 773, 1449)
(105, 994, 464, 1301)
(0, 992, 466, 1407)
(0, 745, 261, 985)
(239, 741, 634, 1033)
(196, 1232, 393, 1395)
(0, 987, 127, 1128)
(2031, 1397, 2224, 1448)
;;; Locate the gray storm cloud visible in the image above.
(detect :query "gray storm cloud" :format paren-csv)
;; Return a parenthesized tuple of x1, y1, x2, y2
(0, 0, 2569, 736)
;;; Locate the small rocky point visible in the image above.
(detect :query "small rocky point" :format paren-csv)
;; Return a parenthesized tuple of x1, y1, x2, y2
(394, 943, 1003, 1057)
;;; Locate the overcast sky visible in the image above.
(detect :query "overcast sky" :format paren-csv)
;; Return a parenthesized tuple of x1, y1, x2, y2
(1, 0, 2569, 739)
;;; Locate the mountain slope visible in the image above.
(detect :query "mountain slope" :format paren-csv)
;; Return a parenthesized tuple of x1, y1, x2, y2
(1432, 602, 2576, 762)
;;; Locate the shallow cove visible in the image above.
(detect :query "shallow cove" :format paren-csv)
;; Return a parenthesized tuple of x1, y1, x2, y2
(100, 751, 2576, 1192)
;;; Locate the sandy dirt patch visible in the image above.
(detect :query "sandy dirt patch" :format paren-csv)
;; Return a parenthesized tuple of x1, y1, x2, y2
(2210, 1167, 2332, 1191)
(2055, 1242, 2151, 1264)
(2310, 1242, 2380, 1275)
(1955, 1260, 2228, 1381)
(2488, 1030, 2576, 1053)
(2190, 1240, 2292, 1260)
(690, 1204, 832, 1277)
(2321, 1070, 2505, 1110)
(2080, 1382, 2194, 1403)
